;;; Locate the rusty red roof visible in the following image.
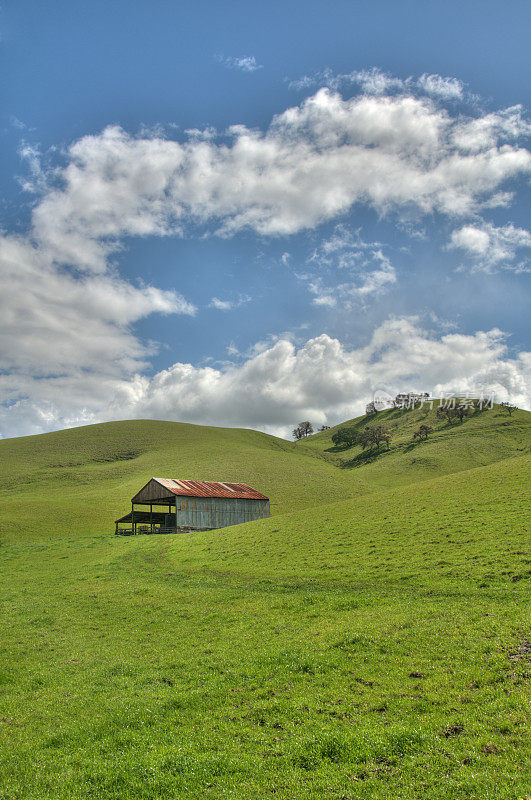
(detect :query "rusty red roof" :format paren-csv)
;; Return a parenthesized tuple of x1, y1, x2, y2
(153, 478, 269, 500)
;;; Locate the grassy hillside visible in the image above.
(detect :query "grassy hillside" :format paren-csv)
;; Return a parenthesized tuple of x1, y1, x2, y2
(0, 407, 529, 798)
(299, 404, 530, 490)
(0, 404, 528, 542)
(166, 451, 530, 585)
(0, 419, 371, 542)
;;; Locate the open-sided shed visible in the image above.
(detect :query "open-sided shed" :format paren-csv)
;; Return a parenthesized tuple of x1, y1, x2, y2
(115, 478, 270, 535)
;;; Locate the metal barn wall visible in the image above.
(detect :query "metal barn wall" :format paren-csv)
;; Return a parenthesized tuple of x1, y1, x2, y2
(174, 497, 270, 530)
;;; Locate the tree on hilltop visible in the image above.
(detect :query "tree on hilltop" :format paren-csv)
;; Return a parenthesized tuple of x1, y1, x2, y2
(358, 425, 392, 452)
(455, 401, 474, 422)
(436, 406, 457, 424)
(292, 421, 314, 439)
(501, 402, 517, 416)
(413, 424, 433, 441)
(436, 402, 471, 424)
(331, 427, 357, 448)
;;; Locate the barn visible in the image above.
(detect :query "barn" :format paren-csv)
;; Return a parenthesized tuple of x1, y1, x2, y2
(115, 478, 270, 535)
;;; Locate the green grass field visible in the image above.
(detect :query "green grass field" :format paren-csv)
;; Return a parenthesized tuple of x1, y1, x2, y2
(0, 404, 530, 799)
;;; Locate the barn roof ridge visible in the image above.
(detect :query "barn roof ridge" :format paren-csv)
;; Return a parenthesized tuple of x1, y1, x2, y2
(151, 477, 269, 500)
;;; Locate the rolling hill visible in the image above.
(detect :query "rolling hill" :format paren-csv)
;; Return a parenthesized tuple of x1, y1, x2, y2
(299, 402, 530, 488)
(0, 419, 369, 542)
(0, 403, 528, 542)
(0, 403, 529, 799)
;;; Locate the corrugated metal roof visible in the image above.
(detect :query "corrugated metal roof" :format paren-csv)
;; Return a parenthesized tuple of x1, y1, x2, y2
(153, 478, 269, 500)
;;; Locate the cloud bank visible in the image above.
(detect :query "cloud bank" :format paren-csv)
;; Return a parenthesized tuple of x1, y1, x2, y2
(1, 317, 529, 438)
(29, 88, 530, 274)
(1, 79, 530, 438)
(288, 67, 469, 101)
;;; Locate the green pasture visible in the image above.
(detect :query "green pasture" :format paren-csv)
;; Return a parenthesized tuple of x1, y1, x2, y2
(0, 404, 529, 798)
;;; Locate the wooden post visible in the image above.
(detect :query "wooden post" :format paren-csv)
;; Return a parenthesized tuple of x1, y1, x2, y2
(131, 502, 135, 535)
(150, 503, 153, 533)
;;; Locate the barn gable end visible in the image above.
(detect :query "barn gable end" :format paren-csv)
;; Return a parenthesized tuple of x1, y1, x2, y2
(131, 478, 175, 504)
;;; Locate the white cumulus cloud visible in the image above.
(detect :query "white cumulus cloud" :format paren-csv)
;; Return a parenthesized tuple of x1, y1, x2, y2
(416, 73, 465, 100)
(209, 295, 251, 311)
(217, 55, 263, 72)
(449, 222, 531, 272)
(1, 317, 528, 438)
(302, 225, 397, 306)
(2, 79, 530, 438)
(0, 234, 194, 380)
(288, 67, 467, 101)
(26, 88, 530, 274)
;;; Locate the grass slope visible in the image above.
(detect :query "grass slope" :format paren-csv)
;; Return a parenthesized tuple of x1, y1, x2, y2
(0, 419, 371, 542)
(300, 404, 530, 490)
(0, 404, 528, 542)
(0, 408, 530, 799)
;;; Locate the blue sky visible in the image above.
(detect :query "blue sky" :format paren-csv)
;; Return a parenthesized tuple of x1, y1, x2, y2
(0, 0, 530, 437)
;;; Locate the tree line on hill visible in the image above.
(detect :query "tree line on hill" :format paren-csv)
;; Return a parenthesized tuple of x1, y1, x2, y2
(293, 399, 517, 446)
(366, 394, 518, 416)
(366, 392, 431, 414)
(332, 425, 392, 452)
(292, 421, 329, 440)
(292, 398, 519, 452)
